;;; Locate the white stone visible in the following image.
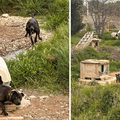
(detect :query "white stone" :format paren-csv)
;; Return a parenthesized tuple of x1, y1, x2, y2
(39, 96, 49, 100)
(29, 95, 37, 99)
(61, 111, 65, 114)
(2, 14, 9, 18)
(19, 98, 31, 109)
(56, 112, 60, 114)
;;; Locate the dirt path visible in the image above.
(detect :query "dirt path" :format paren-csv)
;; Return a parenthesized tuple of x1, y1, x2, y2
(0, 14, 54, 57)
(0, 88, 69, 120)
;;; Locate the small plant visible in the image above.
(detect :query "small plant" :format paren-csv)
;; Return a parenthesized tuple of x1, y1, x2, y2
(86, 23, 93, 32)
(87, 80, 99, 86)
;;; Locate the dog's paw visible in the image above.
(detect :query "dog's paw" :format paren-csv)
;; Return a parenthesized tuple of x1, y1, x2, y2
(25, 34, 27, 37)
(39, 37, 42, 40)
(4, 112, 9, 116)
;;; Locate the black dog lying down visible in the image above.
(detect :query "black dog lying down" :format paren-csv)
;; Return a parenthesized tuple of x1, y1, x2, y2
(25, 11, 42, 45)
(0, 76, 24, 116)
(115, 74, 120, 83)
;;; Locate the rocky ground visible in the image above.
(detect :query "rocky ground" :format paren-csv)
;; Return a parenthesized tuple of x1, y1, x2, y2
(0, 88, 69, 120)
(0, 14, 54, 57)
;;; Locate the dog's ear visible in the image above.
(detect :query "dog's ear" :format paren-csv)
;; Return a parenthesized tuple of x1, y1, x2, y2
(115, 74, 118, 77)
(0, 76, 3, 85)
(21, 93, 24, 97)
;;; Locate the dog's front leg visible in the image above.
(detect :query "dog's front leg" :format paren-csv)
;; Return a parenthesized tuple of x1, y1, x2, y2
(38, 33, 42, 41)
(29, 32, 34, 45)
(34, 33, 37, 43)
(0, 102, 8, 116)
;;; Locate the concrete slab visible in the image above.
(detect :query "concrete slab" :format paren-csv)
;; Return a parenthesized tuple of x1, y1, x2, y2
(78, 76, 116, 86)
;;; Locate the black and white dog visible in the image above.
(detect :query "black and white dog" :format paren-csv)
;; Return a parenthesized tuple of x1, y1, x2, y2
(25, 11, 42, 45)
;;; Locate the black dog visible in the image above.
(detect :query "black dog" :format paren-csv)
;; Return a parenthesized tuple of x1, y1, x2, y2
(25, 11, 42, 45)
(115, 74, 120, 83)
(0, 76, 24, 116)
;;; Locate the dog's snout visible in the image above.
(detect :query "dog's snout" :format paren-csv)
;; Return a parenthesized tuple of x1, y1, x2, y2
(17, 102, 21, 105)
(16, 102, 21, 105)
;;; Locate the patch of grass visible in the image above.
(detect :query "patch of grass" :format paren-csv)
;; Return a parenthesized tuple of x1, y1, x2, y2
(100, 40, 120, 47)
(72, 82, 120, 119)
(71, 36, 80, 47)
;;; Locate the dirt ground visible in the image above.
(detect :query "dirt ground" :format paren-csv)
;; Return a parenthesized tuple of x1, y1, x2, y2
(0, 88, 69, 120)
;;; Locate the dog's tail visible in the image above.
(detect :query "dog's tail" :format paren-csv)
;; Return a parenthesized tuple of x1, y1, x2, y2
(26, 10, 34, 18)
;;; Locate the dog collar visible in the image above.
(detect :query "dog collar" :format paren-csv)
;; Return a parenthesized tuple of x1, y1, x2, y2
(7, 89, 16, 101)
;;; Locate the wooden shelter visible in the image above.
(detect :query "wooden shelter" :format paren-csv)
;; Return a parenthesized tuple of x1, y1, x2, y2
(89, 38, 100, 48)
(80, 59, 109, 80)
(79, 59, 116, 85)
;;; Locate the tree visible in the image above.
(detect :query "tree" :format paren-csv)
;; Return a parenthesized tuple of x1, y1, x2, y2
(71, 0, 85, 35)
(89, 0, 109, 35)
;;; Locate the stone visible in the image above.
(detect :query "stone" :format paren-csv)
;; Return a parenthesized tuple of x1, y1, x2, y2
(2, 14, 9, 18)
(29, 95, 37, 99)
(39, 96, 49, 100)
(19, 98, 31, 109)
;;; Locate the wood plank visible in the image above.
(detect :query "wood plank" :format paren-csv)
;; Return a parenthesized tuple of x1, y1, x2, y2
(0, 117, 24, 120)
(0, 104, 16, 112)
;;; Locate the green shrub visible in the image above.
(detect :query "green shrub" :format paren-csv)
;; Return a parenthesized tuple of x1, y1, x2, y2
(87, 81, 99, 86)
(112, 29, 119, 32)
(102, 34, 112, 40)
(86, 23, 93, 32)
(110, 60, 120, 72)
(83, 47, 100, 58)
(113, 40, 120, 46)
(100, 51, 112, 59)
(99, 32, 112, 40)
(105, 105, 120, 120)
(98, 89, 115, 114)
(45, 0, 69, 30)
(72, 84, 120, 119)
